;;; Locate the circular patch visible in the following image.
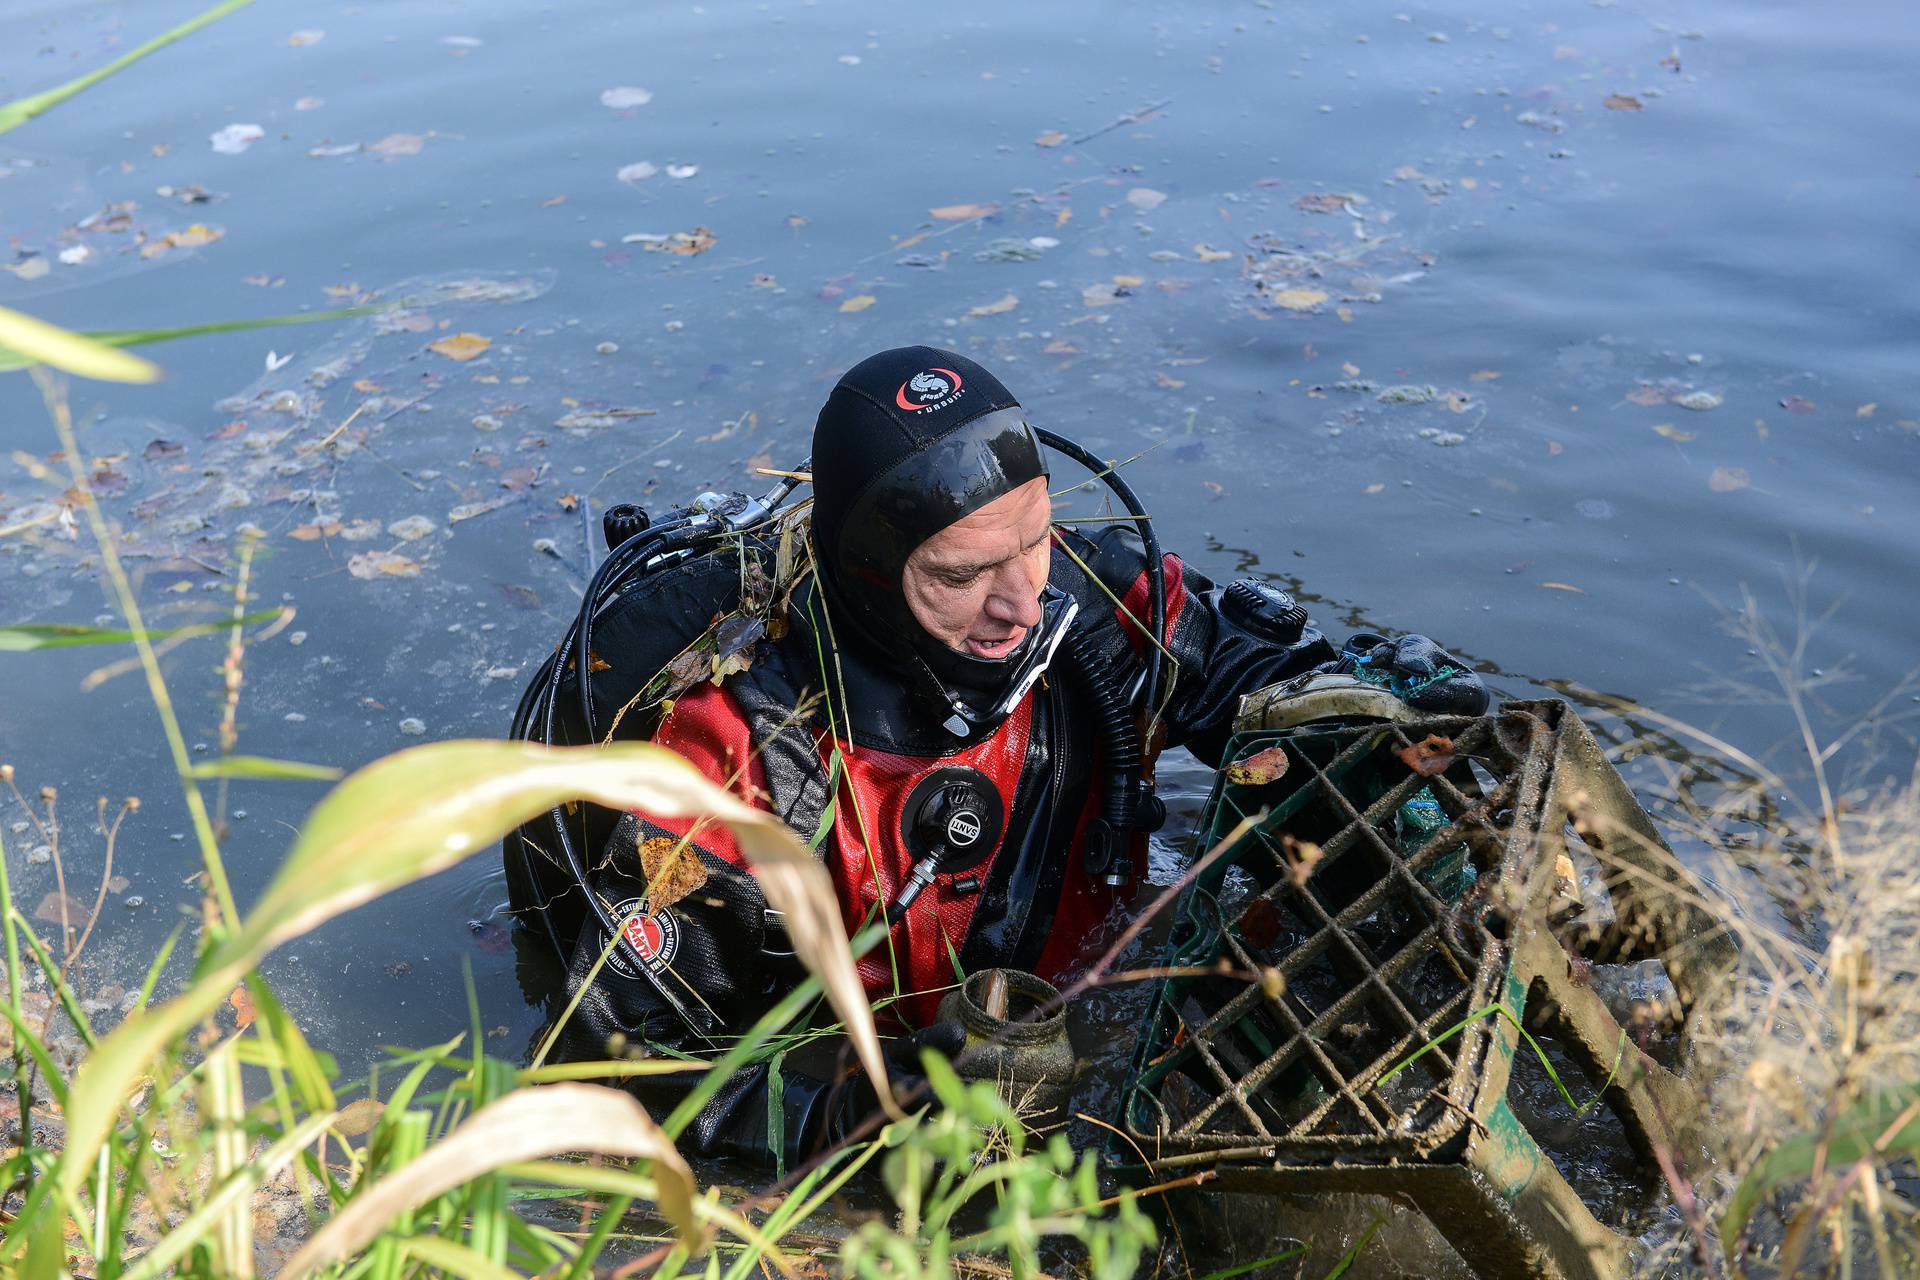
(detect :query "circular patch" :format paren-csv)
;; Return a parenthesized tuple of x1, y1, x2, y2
(946, 808, 983, 848)
(605, 897, 681, 979)
(894, 365, 964, 412)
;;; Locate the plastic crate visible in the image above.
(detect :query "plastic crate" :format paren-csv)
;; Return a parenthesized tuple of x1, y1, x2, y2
(1115, 699, 1733, 1280)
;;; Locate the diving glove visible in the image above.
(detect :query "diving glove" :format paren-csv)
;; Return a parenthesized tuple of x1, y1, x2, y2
(1326, 632, 1489, 716)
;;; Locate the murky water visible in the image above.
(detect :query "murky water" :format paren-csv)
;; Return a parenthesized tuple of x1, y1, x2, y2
(4, 0, 1917, 1260)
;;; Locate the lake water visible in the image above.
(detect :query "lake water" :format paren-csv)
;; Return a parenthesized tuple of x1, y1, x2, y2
(2, 0, 1916, 1181)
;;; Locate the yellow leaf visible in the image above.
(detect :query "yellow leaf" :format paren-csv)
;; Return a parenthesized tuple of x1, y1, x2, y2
(0, 306, 160, 383)
(839, 294, 877, 314)
(280, 1085, 697, 1279)
(929, 203, 998, 221)
(1270, 289, 1328, 311)
(1192, 244, 1233, 263)
(347, 551, 420, 579)
(1055, 206, 1072, 227)
(1652, 424, 1695, 442)
(1541, 582, 1586, 593)
(1111, 274, 1146, 288)
(1035, 130, 1066, 147)
(1336, 306, 1354, 323)
(428, 332, 492, 362)
(1469, 369, 1502, 382)
(1709, 466, 1751, 493)
(968, 292, 1018, 317)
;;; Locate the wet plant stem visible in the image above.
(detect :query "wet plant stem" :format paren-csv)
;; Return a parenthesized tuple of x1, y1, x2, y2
(0, 827, 35, 1201)
(34, 372, 240, 933)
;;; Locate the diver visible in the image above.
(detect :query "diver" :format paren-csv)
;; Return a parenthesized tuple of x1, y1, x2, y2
(504, 345, 1487, 1166)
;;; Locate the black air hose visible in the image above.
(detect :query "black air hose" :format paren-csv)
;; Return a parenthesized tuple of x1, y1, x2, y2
(1060, 626, 1160, 882)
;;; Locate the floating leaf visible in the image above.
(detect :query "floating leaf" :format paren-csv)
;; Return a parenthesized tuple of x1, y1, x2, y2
(599, 86, 653, 109)
(1034, 130, 1066, 147)
(1225, 746, 1290, 787)
(333, 1097, 385, 1138)
(347, 551, 421, 579)
(367, 132, 426, 157)
(1709, 466, 1751, 492)
(929, 203, 998, 221)
(636, 227, 716, 256)
(1155, 371, 1186, 389)
(1780, 394, 1816, 414)
(209, 123, 264, 154)
(1604, 94, 1644, 111)
(1652, 424, 1695, 442)
(967, 292, 1018, 317)
(1269, 288, 1328, 312)
(1469, 369, 1502, 382)
(1625, 384, 1667, 407)
(427, 332, 492, 361)
(228, 985, 255, 1028)
(838, 294, 876, 314)
(1294, 192, 1356, 213)
(1397, 734, 1458, 778)
(617, 161, 658, 182)
(1126, 187, 1168, 211)
(1541, 582, 1586, 593)
(1192, 244, 1234, 263)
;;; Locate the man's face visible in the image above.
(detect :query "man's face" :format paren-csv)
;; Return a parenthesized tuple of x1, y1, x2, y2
(902, 476, 1052, 659)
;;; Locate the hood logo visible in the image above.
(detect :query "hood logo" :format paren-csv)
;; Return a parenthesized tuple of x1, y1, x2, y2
(606, 897, 681, 979)
(895, 366, 964, 413)
(946, 809, 982, 848)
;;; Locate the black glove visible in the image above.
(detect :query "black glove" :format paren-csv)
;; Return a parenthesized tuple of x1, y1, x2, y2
(814, 1021, 969, 1147)
(1329, 632, 1489, 716)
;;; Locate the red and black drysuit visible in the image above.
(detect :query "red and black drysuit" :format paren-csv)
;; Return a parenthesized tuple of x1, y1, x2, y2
(557, 523, 1340, 1164)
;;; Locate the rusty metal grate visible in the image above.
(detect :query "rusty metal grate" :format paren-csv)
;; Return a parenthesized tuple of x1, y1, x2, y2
(1123, 707, 1552, 1162)
(1114, 699, 1735, 1280)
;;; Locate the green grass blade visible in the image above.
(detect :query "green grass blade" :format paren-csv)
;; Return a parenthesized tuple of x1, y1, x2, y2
(190, 756, 344, 782)
(0, 0, 256, 136)
(1322, 1218, 1384, 1279)
(0, 308, 158, 383)
(0, 612, 283, 652)
(0, 306, 383, 374)
(399, 1235, 524, 1280)
(115, 1109, 335, 1280)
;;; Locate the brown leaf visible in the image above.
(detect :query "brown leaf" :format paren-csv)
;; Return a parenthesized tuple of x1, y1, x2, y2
(640, 227, 716, 256)
(1192, 243, 1234, 263)
(967, 292, 1019, 317)
(229, 985, 256, 1029)
(1652, 424, 1695, 442)
(1043, 339, 1080, 355)
(929, 203, 998, 221)
(1779, 395, 1816, 414)
(289, 522, 343, 541)
(33, 893, 84, 926)
(640, 834, 710, 911)
(347, 551, 421, 579)
(1268, 288, 1328, 312)
(1709, 466, 1751, 493)
(1034, 130, 1067, 147)
(1469, 369, 1502, 382)
(1625, 384, 1667, 407)
(1155, 371, 1186, 389)
(1225, 746, 1290, 787)
(333, 1097, 385, 1137)
(1293, 192, 1356, 214)
(1397, 734, 1458, 778)
(1603, 94, 1643, 111)
(428, 332, 492, 362)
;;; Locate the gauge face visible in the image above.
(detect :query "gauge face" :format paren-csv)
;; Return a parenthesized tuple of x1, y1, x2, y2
(900, 766, 1005, 875)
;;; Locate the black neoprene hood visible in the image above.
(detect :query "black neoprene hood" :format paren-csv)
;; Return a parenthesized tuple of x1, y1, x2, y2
(810, 346, 1048, 658)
